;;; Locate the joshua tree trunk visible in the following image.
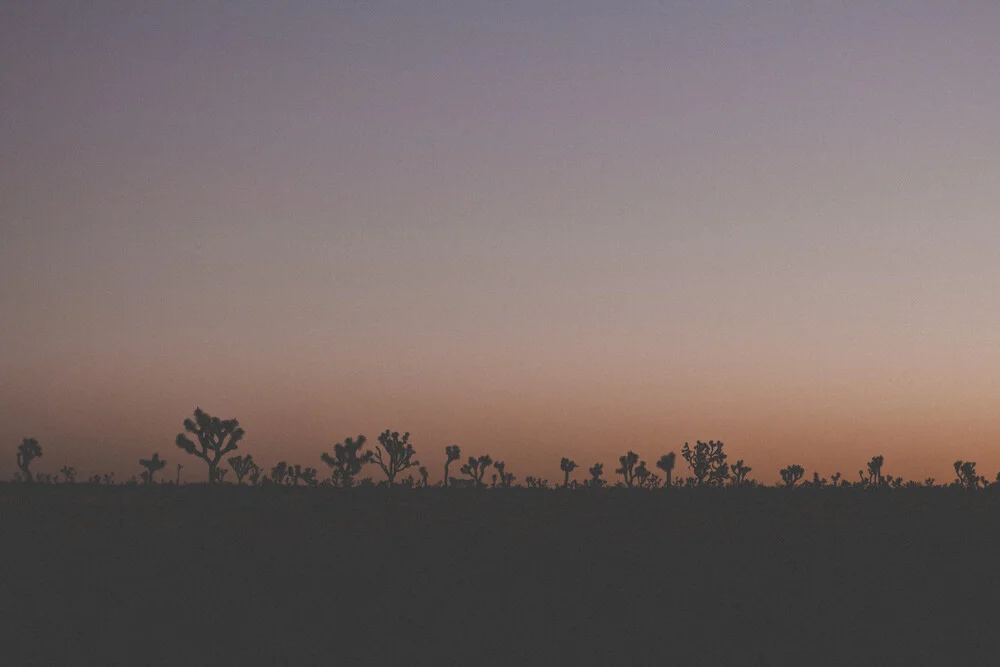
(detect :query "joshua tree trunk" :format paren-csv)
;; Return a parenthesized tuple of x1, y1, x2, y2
(444, 462, 451, 488)
(666, 469, 672, 488)
(207, 461, 217, 484)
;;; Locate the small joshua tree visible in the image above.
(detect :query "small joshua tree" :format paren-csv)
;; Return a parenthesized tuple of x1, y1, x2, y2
(372, 430, 419, 485)
(443, 445, 461, 487)
(493, 461, 514, 488)
(139, 452, 167, 484)
(616, 451, 640, 488)
(831, 472, 842, 488)
(418, 466, 429, 487)
(656, 453, 676, 488)
(681, 440, 730, 487)
(634, 461, 653, 488)
(779, 464, 805, 488)
(227, 454, 260, 485)
(954, 461, 983, 490)
(269, 461, 289, 485)
(176, 464, 183, 485)
(586, 463, 605, 489)
(460, 455, 492, 487)
(730, 459, 752, 487)
(560, 458, 578, 487)
(60, 465, 77, 484)
(174, 408, 245, 484)
(865, 455, 885, 487)
(321, 435, 372, 488)
(16, 438, 42, 483)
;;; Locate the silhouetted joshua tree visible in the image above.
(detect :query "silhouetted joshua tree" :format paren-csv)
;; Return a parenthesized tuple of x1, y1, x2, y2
(444, 445, 461, 488)
(656, 453, 677, 488)
(418, 466, 429, 487)
(16, 438, 42, 483)
(831, 472, 842, 488)
(460, 455, 492, 487)
(227, 454, 260, 485)
(493, 460, 514, 488)
(616, 451, 640, 487)
(586, 463, 605, 488)
(176, 464, 183, 485)
(779, 464, 805, 488)
(174, 408, 244, 484)
(954, 461, 984, 490)
(730, 459, 752, 487)
(372, 430, 419, 485)
(60, 465, 77, 483)
(321, 435, 372, 488)
(139, 452, 167, 484)
(681, 440, 730, 487)
(560, 457, 578, 487)
(863, 455, 884, 487)
(634, 460, 653, 488)
(270, 461, 289, 485)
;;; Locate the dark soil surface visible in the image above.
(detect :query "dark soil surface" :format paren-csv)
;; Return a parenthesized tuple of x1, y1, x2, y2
(4, 485, 1000, 665)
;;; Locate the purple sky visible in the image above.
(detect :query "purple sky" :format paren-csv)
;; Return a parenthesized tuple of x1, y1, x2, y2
(2, 1, 999, 483)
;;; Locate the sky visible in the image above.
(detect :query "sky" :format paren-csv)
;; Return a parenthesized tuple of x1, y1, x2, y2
(2, 1, 999, 484)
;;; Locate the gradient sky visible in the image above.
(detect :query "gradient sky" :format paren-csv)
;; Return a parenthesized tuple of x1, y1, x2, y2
(2, 1, 999, 484)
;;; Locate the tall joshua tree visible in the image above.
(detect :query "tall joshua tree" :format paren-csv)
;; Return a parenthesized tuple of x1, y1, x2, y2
(16, 438, 42, 483)
(864, 455, 884, 487)
(560, 457, 578, 488)
(139, 452, 167, 484)
(656, 453, 676, 488)
(321, 435, 371, 488)
(174, 408, 244, 484)
(444, 445, 461, 488)
(372, 430, 419, 485)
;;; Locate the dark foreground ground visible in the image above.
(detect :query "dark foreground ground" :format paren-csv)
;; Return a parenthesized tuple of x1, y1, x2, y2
(4, 485, 1000, 665)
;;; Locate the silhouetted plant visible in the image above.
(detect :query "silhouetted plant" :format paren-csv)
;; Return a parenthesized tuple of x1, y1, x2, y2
(372, 430, 419, 485)
(88, 474, 102, 484)
(953, 461, 983, 490)
(175, 408, 244, 484)
(16, 438, 42, 483)
(460, 455, 492, 487)
(864, 455, 884, 487)
(228, 454, 260, 485)
(418, 466, 429, 487)
(634, 460, 653, 488)
(321, 435, 372, 488)
(585, 463, 605, 489)
(176, 464, 183, 485)
(60, 465, 77, 483)
(831, 472, 842, 488)
(656, 453, 676, 488)
(730, 459, 752, 487)
(779, 465, 805, 488)
(560, 458, 578, 487)
(616, 451, 640, 488)
(443, 445, 461, 488)
(270, 461, 289, 485)
(103, 472, 115, 485)
(139, 452, 167, 484)
(36, 472, 56, 484)
(524, 476, 549, 489)
(493, 460, 514, 488)
(681, 441, 730, 487)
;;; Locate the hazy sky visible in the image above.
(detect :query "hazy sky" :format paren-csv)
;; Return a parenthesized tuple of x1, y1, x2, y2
(2, 1, 999, 483)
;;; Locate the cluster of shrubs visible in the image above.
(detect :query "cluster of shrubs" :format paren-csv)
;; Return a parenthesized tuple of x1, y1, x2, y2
(10, 409, 1000, 491)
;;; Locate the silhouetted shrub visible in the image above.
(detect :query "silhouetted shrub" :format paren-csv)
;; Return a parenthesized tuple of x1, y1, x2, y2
(560, 458, 578, 487)
(16, 438, 42, 483)
(228, 454, 260, 485)
(443, 445, 461, 488)
(656, 453, 676, 488)
(730, 459, 752, 487)
(953, 461, 983, 490)
(779, 465, 804, 488)
(60, 465, 77, 483)
(139, 453, 167, 484)
(681, 441, 730, 487)
(460, 455, 492, 487)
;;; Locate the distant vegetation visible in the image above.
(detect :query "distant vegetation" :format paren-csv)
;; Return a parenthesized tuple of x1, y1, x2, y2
(7, 407, 998, 490)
